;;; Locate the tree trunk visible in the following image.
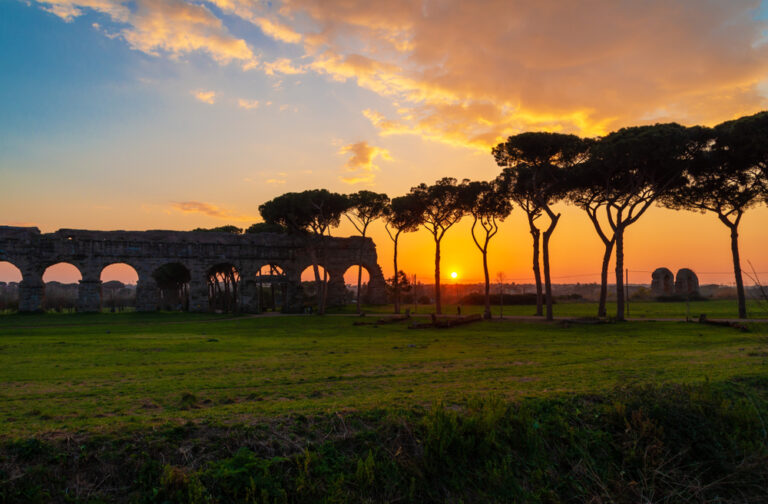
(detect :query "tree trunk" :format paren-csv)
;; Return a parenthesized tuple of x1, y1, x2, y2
(598, 239, 614, 317)
(542, 215, 559, 322)
(309, 243, 325, 315)
(528, 220, 543, 316)
(615, 226, 625, 321)
(434, 237, 442, 315)
(393, 233, 400, 314)
(727, 221, 748, 319)
(356, 263, 363, 313)
(482, 247, 491, 319)
(356, 233, 365, 314)
(320, 267, 328, 315)
(311, 260, 322, 313)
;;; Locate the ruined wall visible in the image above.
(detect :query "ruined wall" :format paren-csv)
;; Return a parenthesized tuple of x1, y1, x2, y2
(0, 226, 387, 313)
(651, 267, 674, 296)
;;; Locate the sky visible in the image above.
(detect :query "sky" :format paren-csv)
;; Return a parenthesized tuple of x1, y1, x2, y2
(1, 0, 768, 286)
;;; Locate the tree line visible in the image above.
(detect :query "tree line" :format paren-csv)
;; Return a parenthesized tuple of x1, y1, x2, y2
(204, 111, 768, 320)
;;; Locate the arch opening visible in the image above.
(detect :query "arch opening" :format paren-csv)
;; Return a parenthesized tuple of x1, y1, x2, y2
(300, 264, 329, 301)
(101, 263, 138, 312)
(42, 262, 82, 312)
(0, 261, 22, 313)
(152, 263, 190, 311)
(256, 264, 287, 312)
(343, 265, 371, 305)
(207, 263, 240, 313)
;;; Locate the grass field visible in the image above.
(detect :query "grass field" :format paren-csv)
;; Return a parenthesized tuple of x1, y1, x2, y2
(2, 311, 768, 502)
(330, 298, 768, 319)
(1, 310, 767, 437)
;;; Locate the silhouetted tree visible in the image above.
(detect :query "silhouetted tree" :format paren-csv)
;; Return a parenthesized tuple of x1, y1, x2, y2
(152, 263, 190, 311)
(458, 179, 513, 319)
(383, 194, 422, 314)
(663, 115, 768, 319)
(259, 190, 350, 314)
(587, 124, 692, 320)
(192, 225, 243, 234)
(409, 178, 464, 315)
(245, 222, 286, 234)
(207, 263, 240, 313)
(346, 190, 389, 313)
(568, 152, 616, 317)
(494, 132, 587, 321)
(386, 270, 411, 304)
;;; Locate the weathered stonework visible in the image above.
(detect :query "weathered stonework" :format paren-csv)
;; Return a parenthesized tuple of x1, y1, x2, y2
(651, 267, 674, 296)
(0, 226, 387, 313)
(674, 268, 700, 296)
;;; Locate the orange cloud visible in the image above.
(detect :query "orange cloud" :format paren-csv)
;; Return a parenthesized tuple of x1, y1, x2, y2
(263, 58, 306, 76)
(237, 98, 259, 109)
(36, 0, 257, 68)
(35, 0, 768, 150)
(171, 201, 256, 222)
(192, 89, 216, 104)
(283, 0, 768, 148)
(338, 141, 392, 184)
(36, 0, 129, 22)
(206, 0, 303, 43)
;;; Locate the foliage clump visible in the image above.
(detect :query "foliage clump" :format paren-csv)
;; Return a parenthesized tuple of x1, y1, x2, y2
(2, 380, 767, 503)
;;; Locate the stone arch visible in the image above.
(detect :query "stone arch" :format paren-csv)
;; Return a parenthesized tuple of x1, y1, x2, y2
(341, 261, 387, 305)
(0, 261, 22, 312)
(152, 262, 191, 311)
(255, 263, 289, 312)
(300, 263, 330, 282)
(343, 264, 372, 305)
(0, 260, 23, 283)
(100, 263, 139, 312)
(206, 262, 241, 313)
(299, 264, 330, 302)
(42, 262, 82, 312)
(343, 264, 371, 284)
(100, 262, 139, 284)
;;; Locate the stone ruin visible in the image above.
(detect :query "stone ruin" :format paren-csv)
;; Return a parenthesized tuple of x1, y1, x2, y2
(674, 268, 699, 296)
(651, 267, 699, 297)
(0, 226, 387, 313)
(651, 268, 674, 296)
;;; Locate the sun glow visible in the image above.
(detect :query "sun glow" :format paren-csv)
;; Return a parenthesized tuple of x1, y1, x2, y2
(450, 271, 458, 279)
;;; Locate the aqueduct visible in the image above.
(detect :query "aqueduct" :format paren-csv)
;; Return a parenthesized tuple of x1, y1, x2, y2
(0, 226, 387, 313)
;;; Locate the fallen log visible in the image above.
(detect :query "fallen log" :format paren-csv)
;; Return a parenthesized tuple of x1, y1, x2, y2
(698, 314, 750, 332)
(353, 314, 411, 326)
(409, 313, 482, 329)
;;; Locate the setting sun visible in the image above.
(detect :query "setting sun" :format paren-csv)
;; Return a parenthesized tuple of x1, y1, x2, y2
(451, 272, 458, 279)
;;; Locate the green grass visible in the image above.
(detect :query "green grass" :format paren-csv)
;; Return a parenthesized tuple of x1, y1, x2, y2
(2, 313, 768, 502)
(331, 298, 768, 319)
(1, 312, 767, 437)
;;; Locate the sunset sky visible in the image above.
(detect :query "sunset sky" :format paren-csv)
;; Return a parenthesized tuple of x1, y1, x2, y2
(1, 0, 768, 286)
